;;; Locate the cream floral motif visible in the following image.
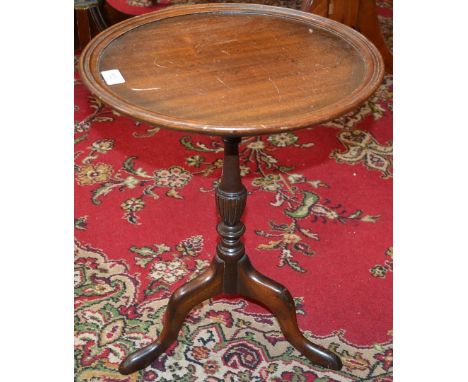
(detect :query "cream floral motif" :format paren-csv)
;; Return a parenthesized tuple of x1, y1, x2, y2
(252, 174, 282, 192)
(247, 140, 266, 150)
(76, 163, 113, 186)
(185, 154, 205, 168)
(287, 173, 306, 184)
(90, 139, 114, 153)
(268, 132, 299, 147)
(370, 247, 393, 278)
(121, 197, 145, 213)
(176, 235, 204, 257)
(77, 138, 115, 165)
(332, 129, 393, 178)
(153, 166, 192, 188)
(282, 233, 301, 244)
(122, 176, 139, 189)
(127, 0, 152, 7)
(129, 235, 209, 293)
(150, 259, 188, 284)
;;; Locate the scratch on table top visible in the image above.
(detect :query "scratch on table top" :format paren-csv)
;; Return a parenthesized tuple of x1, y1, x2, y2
(131, 87, 161, 91)
(216, 76, 232, 90)
(212, 39, 238, 45)
(268, 77, 281, 102)
(153, 57, 168, 68)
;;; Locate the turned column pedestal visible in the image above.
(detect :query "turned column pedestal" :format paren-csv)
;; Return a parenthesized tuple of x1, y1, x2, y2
(119, 138, 342, 374)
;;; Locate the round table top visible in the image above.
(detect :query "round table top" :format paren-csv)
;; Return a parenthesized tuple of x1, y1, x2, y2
(79, 3, 384, 136)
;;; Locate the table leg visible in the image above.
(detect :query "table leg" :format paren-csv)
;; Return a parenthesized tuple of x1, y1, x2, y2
(237, 255, 342, 370)
(119, 259, 224, 374)
(119, 136, 342, 375)
(75, 2, 108, 50)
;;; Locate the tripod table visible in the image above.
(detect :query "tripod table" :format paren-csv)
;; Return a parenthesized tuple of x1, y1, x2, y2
(79, 3, 384, 375)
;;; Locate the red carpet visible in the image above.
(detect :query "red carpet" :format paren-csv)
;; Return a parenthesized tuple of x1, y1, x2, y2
(74, 2, 392, 381)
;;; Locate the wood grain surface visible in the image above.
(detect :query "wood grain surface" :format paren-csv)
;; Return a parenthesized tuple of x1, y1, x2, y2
(79, 3, 384, 136)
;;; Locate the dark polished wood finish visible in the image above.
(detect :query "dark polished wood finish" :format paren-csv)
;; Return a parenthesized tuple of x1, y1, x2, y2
(74, 0, 108, 50)
(79, 3, 383, 376)
(119, 138, 342, 375)
(96, 0, 392, 74)
(80, 3, 383, 136)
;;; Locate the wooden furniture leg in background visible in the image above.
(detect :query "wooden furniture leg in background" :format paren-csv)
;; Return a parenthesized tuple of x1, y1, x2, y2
(119, 137, 342, 375)
(302, 0, 393, 73)
(75, 0, 108, 49)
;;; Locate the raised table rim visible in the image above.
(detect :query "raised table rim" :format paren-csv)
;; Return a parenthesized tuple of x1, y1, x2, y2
(79, 3, 385, 136)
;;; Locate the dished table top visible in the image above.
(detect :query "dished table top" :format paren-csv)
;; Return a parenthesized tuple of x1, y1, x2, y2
(79, 3, 384, 136)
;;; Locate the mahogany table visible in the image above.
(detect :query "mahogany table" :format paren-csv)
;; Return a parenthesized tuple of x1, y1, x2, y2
(79, 3, 383, 375)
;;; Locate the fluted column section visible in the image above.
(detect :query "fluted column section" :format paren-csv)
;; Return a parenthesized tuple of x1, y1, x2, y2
(215, 137, 247, 294)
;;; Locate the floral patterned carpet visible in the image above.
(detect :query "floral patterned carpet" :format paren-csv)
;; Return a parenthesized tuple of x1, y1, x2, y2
(74, 2, 393, 381)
